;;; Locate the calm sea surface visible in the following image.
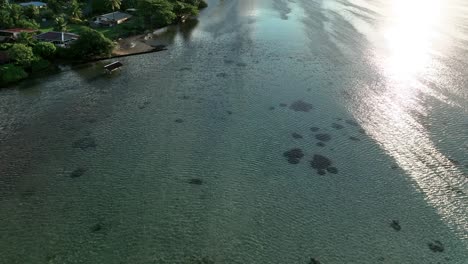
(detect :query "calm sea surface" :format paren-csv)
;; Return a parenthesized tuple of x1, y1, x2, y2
(0, 0, 467, 263)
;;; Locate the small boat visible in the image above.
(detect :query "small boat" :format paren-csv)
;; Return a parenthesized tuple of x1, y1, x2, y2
(103, 61, 123, 74)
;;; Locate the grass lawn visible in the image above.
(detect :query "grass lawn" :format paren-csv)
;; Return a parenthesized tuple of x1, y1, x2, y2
(39, 22, 134, 40)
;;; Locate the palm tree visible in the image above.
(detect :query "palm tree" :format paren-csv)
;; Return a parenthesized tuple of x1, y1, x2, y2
(54, 15, 68, 32)
(107, 0, 122, 22)
(70, 0, 82, 20)
(16, 32, 35, 46)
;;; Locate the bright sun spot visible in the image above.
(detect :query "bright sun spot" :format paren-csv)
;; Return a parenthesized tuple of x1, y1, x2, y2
(383, 0, 442, 79)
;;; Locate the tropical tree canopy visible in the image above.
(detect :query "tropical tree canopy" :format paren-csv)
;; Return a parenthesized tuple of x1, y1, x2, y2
(7, 44, 35, 67)
(69, 28, 115, 59)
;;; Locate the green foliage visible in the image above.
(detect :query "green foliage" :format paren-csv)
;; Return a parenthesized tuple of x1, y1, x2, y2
(0, 4, 39, 29)
(54, 15, 68, 31)
(7, 44, 35, 67)
(47, 0, 64, 13)
(138, 0, 176, 27)
(0, 43, 13, 51)
(107, 0, 121, 11)
(0, 64, 28, 85)
(69, 0, 83, 20)
(16, 33, 37, 46)
(31, 58, 51, 72)
(33, 42, 57, 59)
(198, 0, 207, 9)
(40, 9, 55, 19)
(24, 5, 40, 19)
(91, 0, 109, 14)
(69, 28, 115, 59)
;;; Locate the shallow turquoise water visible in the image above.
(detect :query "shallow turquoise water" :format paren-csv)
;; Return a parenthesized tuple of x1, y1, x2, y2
(0, 0, 467, 263)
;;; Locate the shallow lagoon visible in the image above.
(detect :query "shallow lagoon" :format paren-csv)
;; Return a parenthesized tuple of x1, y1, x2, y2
(0, 0, 467, 263)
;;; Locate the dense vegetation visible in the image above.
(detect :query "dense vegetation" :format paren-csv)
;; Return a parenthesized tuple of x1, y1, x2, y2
(0, 0, 207, 86)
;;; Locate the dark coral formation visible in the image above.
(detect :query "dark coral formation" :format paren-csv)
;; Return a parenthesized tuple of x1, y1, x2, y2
(310, 127, 320, 132)
(292, 133, 303, 139)
(390, 220, 401, 231)
(90, 223, 103, 233)
(283, 148, 304, 164)
(326, 167, 338, 174)
(331, 123, 344, 130)
(428, 240, 444, 252)
(189, 256, 215, 264)
(310, 154, 337, 175)
(289, 100, 313, 112)
(310, 155, 332, 170)
(70, 168, 86, 178)
(308, 258, 321, 264)
(72, 137, 97, 150)
(345, 119, 359, 126)
(315, 134, 331, 142)
(189, 178, 203, 185)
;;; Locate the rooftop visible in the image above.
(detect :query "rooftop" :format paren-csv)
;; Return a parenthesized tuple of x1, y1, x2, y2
(35, 32, 79, 42)
(19, 1, 47, 7)
(98, 11, 132, 21)
(0, 28, 38, 33)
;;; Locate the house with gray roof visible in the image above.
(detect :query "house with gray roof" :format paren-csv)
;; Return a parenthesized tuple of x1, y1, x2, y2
(93, 11, 132, 27)
(19, 1, 47, 8)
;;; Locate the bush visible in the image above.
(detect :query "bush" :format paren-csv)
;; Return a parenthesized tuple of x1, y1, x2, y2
(138, 0, 176, 28)
(7, 44, 35, 67)
(0, 64, 28, 85)
(33, 42, 57, 59)
(0, 43, 13, 51)
(40, 9, 55, 20)
(198, 0, 208, 9)
(69, 28, 115, 59)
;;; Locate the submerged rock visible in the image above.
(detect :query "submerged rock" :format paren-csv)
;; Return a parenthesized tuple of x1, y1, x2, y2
(326, 167, 338, 174)
(390, 220, 401, 231)
(226, 110, 233, 115)
(289, 100, 313, 112)
(331, 123, 344, 130)
(310, 127, 320, 132)
(70, 168, 87, 178)
(316, 142, 325, 147)
(72, 137, 97, 150)
(428, 240, 444, 252)
(216, 72, 228, 78)
(292, 133, 303, 139)
(91, 223, 103, 233)
(279, 103, 287, 107)
(188, 256, 215, 264)
(315, 134, 331, 142)
(308, 258, 321, 264)
(349, 136, 360, 141)
(175, 118, 184, 123)
(310, 154, 332, 170)
(345, 119, 359, 126)
(283, 148, 304, 164)
(269, 106, 276, 110)
(189, 178, 203, 185)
